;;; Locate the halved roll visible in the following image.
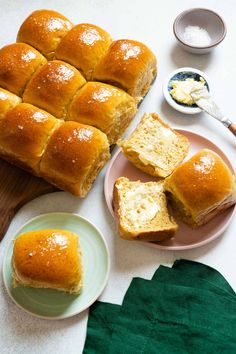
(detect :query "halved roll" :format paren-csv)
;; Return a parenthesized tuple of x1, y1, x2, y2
(0, 103, 61, 174)
(113, 177, 178, 241)
(0, 88, 22, 119)
(12, 229, 83, 294)
(55, 23, 112, 80)
(68, 82, 137, 144)
(40, 121, 110, 197)
(23, 60, 86, 118)
(0, 43, 47, 95)
(119, 113, 190, 178)
(93, 39, 157, 101)
(17, 9, 73, 59)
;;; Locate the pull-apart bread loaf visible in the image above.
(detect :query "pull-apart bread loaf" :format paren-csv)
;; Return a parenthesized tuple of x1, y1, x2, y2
(68, 82, 137, 144)
(0, 103, 61, 174)
(93, 39, 157, 102)
(0, 42, 135, 144)
(17, 9, 73, 60)
(23, 60, 86, 118)
(12, 229, 83, 294)
(0, 94, 110, 196)
(0, 43, 47, 95)
(16, 11, 157, 102)
(113, 177, 178, 241)
(0, 88, 22, 119)
(40, 121, 110, 197)
(165, 149, 236, 228)
(119, 113, 190, 178)
(0, 9, 158, 197)
(55, 23, 112, 80)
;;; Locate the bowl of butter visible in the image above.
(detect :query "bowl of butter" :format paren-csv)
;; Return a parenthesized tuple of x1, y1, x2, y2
(163, 67, 210, 114)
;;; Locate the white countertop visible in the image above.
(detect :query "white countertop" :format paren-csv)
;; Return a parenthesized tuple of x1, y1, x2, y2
(0, 0, 236, 353)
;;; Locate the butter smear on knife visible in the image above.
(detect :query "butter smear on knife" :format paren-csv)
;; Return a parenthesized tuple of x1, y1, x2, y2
(170, 77, 206, 106)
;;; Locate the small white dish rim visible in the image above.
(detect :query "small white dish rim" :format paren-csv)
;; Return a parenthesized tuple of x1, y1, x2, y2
(163, 67, 210, 114)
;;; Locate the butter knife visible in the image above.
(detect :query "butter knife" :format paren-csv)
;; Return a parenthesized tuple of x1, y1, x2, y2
(191, 87, 236, 137)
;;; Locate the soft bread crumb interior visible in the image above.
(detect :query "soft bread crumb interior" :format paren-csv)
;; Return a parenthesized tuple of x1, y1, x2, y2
(114, 177, 178, 240)
(120, 113, 189, 177)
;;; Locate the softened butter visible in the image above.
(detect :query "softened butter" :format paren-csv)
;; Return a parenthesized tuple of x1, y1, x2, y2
(170, 77, 205, 106)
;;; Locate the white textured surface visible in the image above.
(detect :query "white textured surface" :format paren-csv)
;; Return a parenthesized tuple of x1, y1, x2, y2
(0, 0, 236, 353)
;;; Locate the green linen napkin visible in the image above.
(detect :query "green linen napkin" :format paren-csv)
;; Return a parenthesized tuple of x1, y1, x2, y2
(110, 279, 236, 353)
(153, 265, 236, 301)
(172, 259, 235, 296)
(84, 302, 120, 351)
(83, 260, 236, 354)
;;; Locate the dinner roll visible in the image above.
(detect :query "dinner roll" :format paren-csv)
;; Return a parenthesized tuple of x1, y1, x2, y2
(12, 229, 83, 294)
(0, 43, 47, 95)
(40, 121, 110, 197)
(113, 177, 178, 241)
(165, 149, 236, 227)
(0, 88, 22, 120)
(0, 103, 61, 174)
(68, 82, 137, 144)
(119, 113, 189, 177)
(55, 23, 112, 80)
(93, 39, 157, 101)
(23, 60, 86, 119)
(17, 9, 73, 59)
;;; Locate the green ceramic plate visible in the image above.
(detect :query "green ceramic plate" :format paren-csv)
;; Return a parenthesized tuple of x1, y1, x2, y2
(2, 212, 110, 320)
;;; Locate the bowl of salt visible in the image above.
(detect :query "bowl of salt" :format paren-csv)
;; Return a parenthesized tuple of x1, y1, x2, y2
(173, 8, 227, 54)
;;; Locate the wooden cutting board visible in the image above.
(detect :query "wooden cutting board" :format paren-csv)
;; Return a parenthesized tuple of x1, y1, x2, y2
(0, 158, 56, 241)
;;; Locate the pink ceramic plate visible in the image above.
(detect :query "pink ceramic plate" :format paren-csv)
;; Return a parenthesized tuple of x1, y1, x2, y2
(104, 129, 236, 250)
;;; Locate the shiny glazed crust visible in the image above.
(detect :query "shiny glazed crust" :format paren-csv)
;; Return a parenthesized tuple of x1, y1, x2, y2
(55, 23, 112, 80)
(0, 88, 22, 119)
(165, 149, 236, 227)
(0, 43, 47, 95)
(23, 60, 86, 118)
(68, 82, 137, 144)
(0, 103, 61, 174)
(12, 229, 83, 294)
(93, 39, 157, 101)
(40, 121, 110, 197)
(0, 96, 110, 195)
(0, 10, 158, 197)
(17, 9, 73, 59)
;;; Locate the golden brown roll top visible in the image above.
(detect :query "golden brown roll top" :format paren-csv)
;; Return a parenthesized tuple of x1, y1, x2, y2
(0, 103, 61, 174)
(17, 9, 73, 60)
(55, 23, 112, 80)
(0, 101, 109, 196)
(68, 82, 137, 144)
(93, 39, 157, 101)
(15, 10, 157, 103)
(0, 10, 158, 198)
(23, 60, 86, 118)
(0, 43, 47, 96)
(12, 229, 83, 294)
(0, 88, 22, 119)
(165, 149, 236, 227)
(40, 121, 110, 197)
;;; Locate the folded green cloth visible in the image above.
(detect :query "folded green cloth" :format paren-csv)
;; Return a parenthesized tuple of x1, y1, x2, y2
(172, 260, 235, 297)
(83, 260, 236, 354)
(110, 280, 236, 353)
(153, 265, 236, 301)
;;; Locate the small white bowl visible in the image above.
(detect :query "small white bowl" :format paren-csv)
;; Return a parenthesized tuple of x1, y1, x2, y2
(173, 8, 227, 54)
(163, 67, 210, 114)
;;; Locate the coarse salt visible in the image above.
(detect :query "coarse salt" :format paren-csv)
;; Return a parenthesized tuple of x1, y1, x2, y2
(183, 25, 211, 46)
